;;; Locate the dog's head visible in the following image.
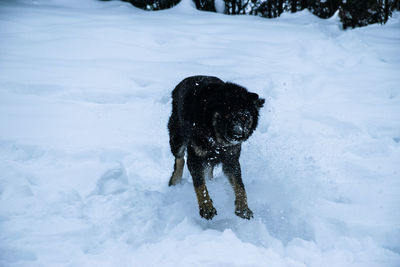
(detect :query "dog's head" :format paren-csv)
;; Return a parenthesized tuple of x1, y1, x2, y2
(207, 83, 265, 146)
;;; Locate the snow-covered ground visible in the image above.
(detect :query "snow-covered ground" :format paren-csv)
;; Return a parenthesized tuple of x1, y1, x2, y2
(1, 0, 399, 266)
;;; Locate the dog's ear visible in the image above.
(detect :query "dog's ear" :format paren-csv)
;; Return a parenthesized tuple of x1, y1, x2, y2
(255, 98, 265, 110)
(249, 92, 265, 110)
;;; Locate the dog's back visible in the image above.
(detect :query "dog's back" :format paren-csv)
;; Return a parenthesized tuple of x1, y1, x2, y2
(171, 76, 223, 123)
(172, 75, 223, 103)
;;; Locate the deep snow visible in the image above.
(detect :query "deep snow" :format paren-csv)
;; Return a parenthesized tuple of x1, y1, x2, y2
(0, 0, 399, 266)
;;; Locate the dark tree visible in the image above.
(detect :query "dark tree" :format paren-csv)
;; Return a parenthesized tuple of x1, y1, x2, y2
(285, 0, 307, 13)
(286, 0, 298, 12)
(300, 0, 308, 10)
(308, 0, 341, 18)
(122, 0, 181, 10)
(224, 0, 251, 14)
(394, 0, 400, 10)
(339, 0, 387, 29)
(255, 0, 284, 18)
(193, 0, 216, 11)
(384, 0, 390, 21)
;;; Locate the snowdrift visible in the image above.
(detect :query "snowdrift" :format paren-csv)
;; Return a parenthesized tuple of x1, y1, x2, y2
(0, 0, 399, 266)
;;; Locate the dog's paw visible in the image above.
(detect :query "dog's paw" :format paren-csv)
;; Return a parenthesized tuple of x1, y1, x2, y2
(235, 207, 253, 220)
(199, 202, 217, 220)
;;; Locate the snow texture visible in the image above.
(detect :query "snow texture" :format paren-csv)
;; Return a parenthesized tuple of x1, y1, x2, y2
(0, 0, 399, 266)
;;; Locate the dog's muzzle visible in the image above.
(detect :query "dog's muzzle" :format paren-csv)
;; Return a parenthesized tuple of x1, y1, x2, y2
(232, 125, 243, 138)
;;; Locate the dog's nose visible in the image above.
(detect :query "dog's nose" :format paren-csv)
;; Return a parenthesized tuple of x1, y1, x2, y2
(233, 125, 243, 136)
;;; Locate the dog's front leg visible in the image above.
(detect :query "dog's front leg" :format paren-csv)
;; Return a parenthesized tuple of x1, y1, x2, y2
(187, 148, 217, 220)
(222, 157, 253, 220)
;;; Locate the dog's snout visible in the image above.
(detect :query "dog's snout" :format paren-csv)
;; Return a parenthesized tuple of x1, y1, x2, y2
(233, 125, 243, 136)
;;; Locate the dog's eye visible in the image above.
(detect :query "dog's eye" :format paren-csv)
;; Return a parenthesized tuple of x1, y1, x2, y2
(240, 115, 247, 122)
(224, 114, 231, 119)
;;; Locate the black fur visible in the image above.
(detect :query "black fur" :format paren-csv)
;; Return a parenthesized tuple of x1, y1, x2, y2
(168, 75, 265, 220)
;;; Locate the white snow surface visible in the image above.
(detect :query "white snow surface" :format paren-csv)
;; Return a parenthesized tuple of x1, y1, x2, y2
(1, 0, 400, 266)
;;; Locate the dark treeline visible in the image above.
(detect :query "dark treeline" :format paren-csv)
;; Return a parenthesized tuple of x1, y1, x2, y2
(117, 0, 400, 29)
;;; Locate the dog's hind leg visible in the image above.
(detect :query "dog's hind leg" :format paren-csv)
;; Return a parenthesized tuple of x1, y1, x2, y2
(168, 115, 186, 186)
(169, 154, 185, 186)
(168, 140, 185, 186)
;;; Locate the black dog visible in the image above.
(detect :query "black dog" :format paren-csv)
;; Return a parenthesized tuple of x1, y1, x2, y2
(168, 76, 264, 220)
